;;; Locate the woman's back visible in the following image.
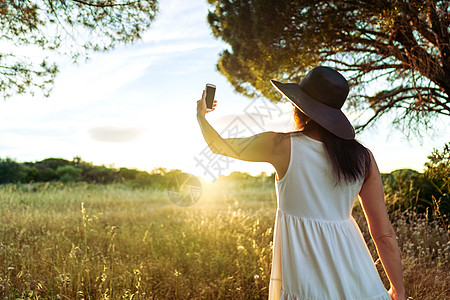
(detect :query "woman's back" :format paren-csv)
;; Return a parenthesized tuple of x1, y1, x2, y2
(269, 132, 390, 300)
(276, 132, 363, 221)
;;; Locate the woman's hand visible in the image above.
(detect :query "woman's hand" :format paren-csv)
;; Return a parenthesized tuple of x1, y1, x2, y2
(197, 89, 217, 119)
(388, 287, 406, 300)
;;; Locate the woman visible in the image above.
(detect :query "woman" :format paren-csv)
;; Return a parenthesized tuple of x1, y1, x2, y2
(197, 66, 406, 300)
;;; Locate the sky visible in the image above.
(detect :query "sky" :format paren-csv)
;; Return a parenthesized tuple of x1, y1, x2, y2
(0, 0, 448, 181)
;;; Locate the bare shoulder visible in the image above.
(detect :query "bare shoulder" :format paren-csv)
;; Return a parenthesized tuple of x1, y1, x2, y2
(265, 131, 291, 178)
(268, 131, 291, 152)
(359, 148, 386, 218)
(362, 148, 380, 185)
(253, 131, 289, 144)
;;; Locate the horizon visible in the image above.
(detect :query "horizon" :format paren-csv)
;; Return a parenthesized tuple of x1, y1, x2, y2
(1, 154, 430, 179)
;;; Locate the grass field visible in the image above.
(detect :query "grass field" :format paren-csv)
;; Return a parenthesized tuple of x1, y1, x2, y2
(0, 182, 448, 299)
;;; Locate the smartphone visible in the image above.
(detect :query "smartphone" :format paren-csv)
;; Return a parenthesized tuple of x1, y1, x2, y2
(205, 83, 216, 112)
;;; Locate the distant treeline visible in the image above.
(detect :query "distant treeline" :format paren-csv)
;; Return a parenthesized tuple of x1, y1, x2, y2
(0, 143, 448, 218)
(0, 157, 180, 189)
(0, 156, 275, 189)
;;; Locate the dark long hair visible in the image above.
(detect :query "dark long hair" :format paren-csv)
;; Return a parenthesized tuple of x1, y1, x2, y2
(293, 107, 371, 184)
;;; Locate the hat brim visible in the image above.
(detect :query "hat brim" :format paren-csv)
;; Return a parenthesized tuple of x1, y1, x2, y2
(271, 79, 355, 140)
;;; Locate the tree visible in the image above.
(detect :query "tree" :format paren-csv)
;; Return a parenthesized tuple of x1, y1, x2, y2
(421, 143, 449, 216)
(207, 0, 449, 132)
(0, 158, 26, 183)
(118, 167, 140, 181)
(381, 144, 449, 218)
(83, 166, 118, 183)
(1, 0, 158, 99)
(34, 157, 71, 170)
(56, 165, 82, 182)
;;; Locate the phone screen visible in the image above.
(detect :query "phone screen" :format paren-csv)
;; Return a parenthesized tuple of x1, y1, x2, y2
(205, 84, 216, 110)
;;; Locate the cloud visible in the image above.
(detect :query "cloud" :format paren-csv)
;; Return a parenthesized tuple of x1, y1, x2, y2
(88, 126, 146, 143)
(142, 0, 211, 43)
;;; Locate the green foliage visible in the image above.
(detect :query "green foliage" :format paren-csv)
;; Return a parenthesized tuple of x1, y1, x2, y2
(381, 169, 419, 187)
(421, 143, 450, 217)
(133, 169, 185, 189)
(22, 165, 40, 182)
(83, 166, 119, 184)
(0, 158, 26, 183)
(424, 143, 450, 193)
(133, 171, 153, 186)
(207, 0, 450, 133)
(1, 0, 158, 99)
(383, 143, 450, 219)
(118, 167, 140, 181)
(0, 157, 203, 192)
(56, 165, 82, 183)
(34, 158, 71, 170)
(35, 167, 58, 182)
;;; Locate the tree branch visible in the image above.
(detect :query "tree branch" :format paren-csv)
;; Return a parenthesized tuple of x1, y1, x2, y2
(69, 0, 140, 8)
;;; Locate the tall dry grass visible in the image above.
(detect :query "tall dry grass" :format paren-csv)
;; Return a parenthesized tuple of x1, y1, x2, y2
(0, 182, 448, 299)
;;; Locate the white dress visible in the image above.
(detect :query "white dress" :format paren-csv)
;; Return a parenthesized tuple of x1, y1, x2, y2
(269, 132, 390, 300)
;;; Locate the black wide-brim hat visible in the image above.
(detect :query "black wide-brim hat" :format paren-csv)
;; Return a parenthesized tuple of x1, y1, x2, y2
(271, 66, 355, 140)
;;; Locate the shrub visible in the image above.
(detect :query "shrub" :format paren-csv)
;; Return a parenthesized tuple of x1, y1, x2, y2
(383, 143, 449, 220)
(56, 165, 82, 183)
(0, 158, 26, 183)
(82, 166, 119, 184)
(421, 143, 449, 218)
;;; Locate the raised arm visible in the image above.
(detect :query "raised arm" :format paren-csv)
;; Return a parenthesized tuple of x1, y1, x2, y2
(358, 151, 406, 300)
(196, 90, 288, 168)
